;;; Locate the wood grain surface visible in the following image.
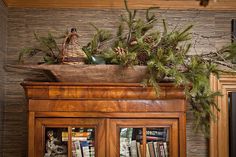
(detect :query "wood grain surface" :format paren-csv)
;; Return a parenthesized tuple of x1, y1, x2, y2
(23, 82, 187, 157)
(210, 74, 236, 157)
(2, 0, 236, 10)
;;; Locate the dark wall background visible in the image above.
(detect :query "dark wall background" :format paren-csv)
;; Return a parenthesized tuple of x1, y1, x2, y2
(0, 0, 7, 157)
(1, 4, 236, 157)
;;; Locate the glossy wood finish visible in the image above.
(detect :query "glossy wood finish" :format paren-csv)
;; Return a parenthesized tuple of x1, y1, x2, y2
(210, 74, 236, 157)
(109, 119, 179, 157)
(35, 118, 106, 157)
(22, 81, 187, 157)
(22, 82, 186, 100)
(3, 0, 236, 10)
(28, 112, 35, 157)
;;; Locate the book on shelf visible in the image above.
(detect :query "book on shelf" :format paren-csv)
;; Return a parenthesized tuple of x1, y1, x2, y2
(130, 140, 138, 157)
(148, 142, 156, 157)
(153, 142, 159, 157)
(136, 142, 142, 157)
(80, 141, 90, 157)
(120, 137, 130, 157)
(146, 128, 167, 138)
(146, 143, 150, 157)
(72, 132, 91, 137)
(136, 135, 166, 141)
(119, 128, 168, 157)
(89, 146, 95, 157)
(62, 131, 92, 142)
(158, 142, 165, 157)
(72, 140, 95, 157)
(72, 140, 82, 157)
(145, 141, 168, 157)
(163, 142, 168, 157)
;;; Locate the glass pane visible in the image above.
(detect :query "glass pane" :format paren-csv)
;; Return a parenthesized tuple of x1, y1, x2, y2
(146, 128, 169, 157)
(72, 127, 95, 157)
(120, 128, 143, 157)
(44, 128, 68, 157)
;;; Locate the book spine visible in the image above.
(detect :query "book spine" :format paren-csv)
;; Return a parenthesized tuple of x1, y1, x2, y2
(148, 142, 156, 157)
(159, 143, 165, 157)
(163, 142, 168, 157)
(136, 135, 166, 141)
(73, 141, 82, 157)
(89, 146, 95, 157)
(80, 141, 90, 157)
(153, 142, 159, 157)
(146, 144, 150, 157)
(137, 142, 141, 157)
(130, 140, 138, 157)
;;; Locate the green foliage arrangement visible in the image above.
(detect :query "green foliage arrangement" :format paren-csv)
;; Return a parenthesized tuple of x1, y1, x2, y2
(19, 32, 62, 64)
(19, 0, 236, 136)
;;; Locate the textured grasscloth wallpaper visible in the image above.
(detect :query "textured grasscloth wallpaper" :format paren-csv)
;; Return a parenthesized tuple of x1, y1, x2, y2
(2, 6, 236, 157)
(0, 0, 7, 156)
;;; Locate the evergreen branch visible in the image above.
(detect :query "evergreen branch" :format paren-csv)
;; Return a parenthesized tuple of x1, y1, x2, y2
(202, 57, 234, 69)
(162, 19, 168, 35)
(34, 32, 56, 58)
(124, 0, 132, 20)
(146, 7, 159, 22)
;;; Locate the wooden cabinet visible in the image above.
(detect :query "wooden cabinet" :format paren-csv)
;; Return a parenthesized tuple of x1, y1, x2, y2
(22, 82, 186, 157)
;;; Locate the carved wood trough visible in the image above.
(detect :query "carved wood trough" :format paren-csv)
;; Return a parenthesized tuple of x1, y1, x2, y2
(8, 64, 149, 83)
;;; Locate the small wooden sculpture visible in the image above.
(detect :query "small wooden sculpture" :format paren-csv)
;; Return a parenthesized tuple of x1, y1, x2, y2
(62, 28, 87, 65)
(44, 130, 67, 157)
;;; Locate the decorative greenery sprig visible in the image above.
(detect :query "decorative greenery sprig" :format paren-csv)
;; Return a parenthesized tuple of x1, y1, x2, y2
(19, 33, 62, 64)
(18, 0, 236, 137)
(82, 24, 112, 64)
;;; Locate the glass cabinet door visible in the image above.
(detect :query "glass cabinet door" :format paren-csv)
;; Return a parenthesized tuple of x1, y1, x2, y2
(35, 118, 105, 157)
(109, 119, 178, 157)
(72, 127, 95, 157)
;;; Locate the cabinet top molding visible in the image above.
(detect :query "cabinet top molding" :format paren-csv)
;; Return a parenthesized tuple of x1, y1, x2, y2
(3, 0, 236, 11)
(22, 81, 186, 113)
(21, 81, 186, 100)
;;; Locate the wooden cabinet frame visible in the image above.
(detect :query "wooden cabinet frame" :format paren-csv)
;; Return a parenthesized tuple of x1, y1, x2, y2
(210, 74, 236, 157)
(35, 118, 106, 157)
(22, 82, 187, 157)
(108, 118, 179, 157)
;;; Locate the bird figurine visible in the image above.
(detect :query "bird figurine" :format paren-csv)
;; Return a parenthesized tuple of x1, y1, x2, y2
(62, 28, 87, 65)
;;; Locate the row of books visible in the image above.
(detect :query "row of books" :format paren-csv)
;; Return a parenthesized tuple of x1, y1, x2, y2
(136, 128, 169, 142)
(72, 129, 95, 157)
(61, 129, 95, 157)
(120, 139, 168, 157)
(146, 141, 168, 157)
(72, 140, 95, 157)
(62, 131, 92, 142)
(120, 138, 139, 157)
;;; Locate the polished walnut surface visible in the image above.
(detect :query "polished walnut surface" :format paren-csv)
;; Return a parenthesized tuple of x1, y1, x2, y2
(22, 82, 186, 99)
(22, 82, 186, 113)
(22, 82, 186, 157)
